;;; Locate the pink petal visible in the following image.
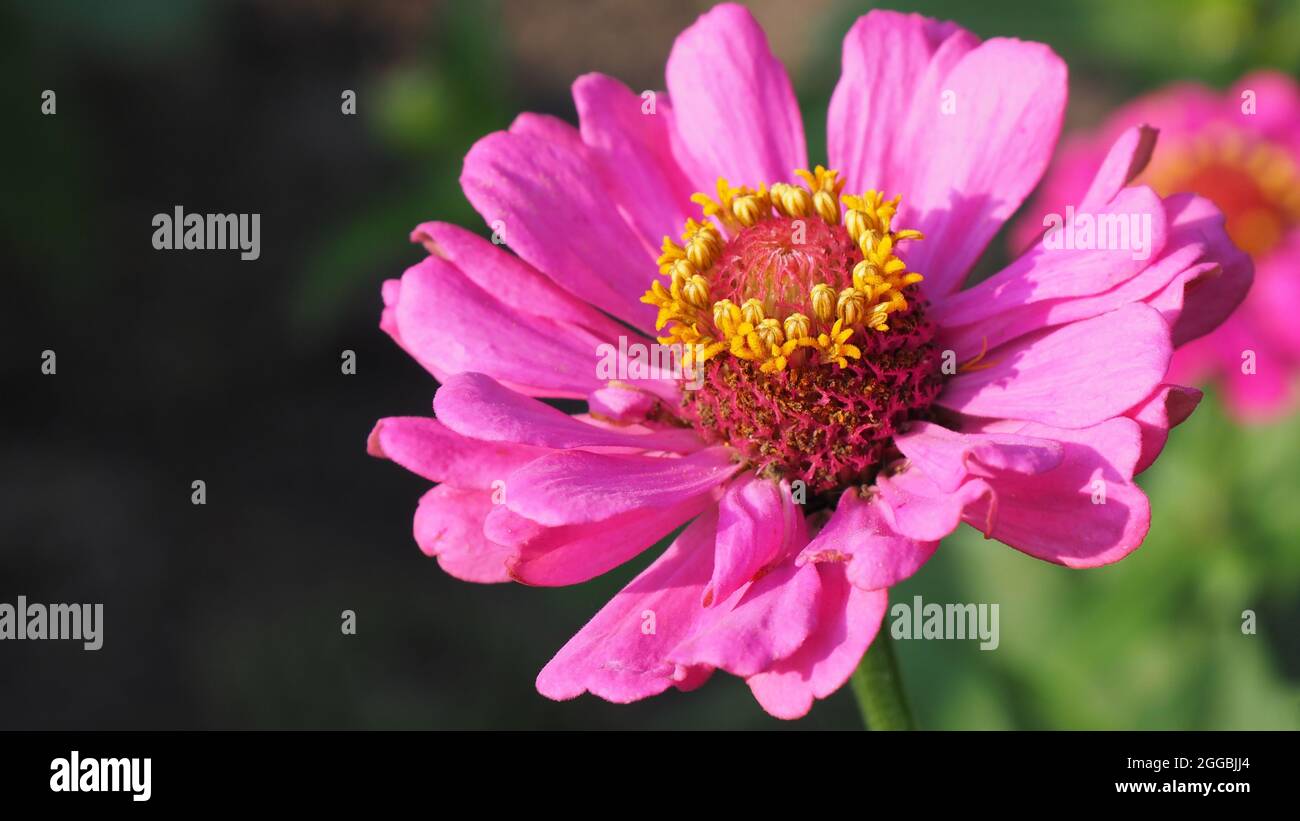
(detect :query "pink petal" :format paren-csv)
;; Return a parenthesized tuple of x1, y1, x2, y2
(669, 558, 822, 678)
(874, 423, 1068, 543)
(380, 276, 447, 383)
(828, 10, 974, 194)
(367, 416, 549, 488)
(408, 221, 630, 344)
(962, 418, 1151, 567)
(893, 421, 1064, 493)
(502, 447, 739, 528)
(747, 564, 889, 720)
(1007, 126, 1158, 254)
(1125, 384, 1202, 473)
(573, 73, 695, 254)
(1150, 197, 1254, 348)
(1251, 232, 1300, 352)
(1010, 83, 1229, 254)
(1230, 71, 1300, 149)
(587, 385, 662, 424)
(460, 130, 656, 330)
(939, 303, 1172, 429)
(413, 485, 513, 583)
(536, 511, 719, 703)
(1178, 234, 1300, 420)
(941, 192, 1232, 361)
(704, 475, 802, 607)
(664, 3, 806, 189)
(433, 372, 703, 454)
(507, 111, 585, 150)
(797, 487, 937, 590)
(1175, 317, 1297, 423)
(1219, 342, 1296, 421)
(390, 256, 604, 398)
(874, 466, 991, 543)
(940, 242, 1210, 363)
(933, 185, 1168, 329)
(1162, 318, 1223, 386)
(897, 38, 1067, 298)
(488, 496, 713, 587)
(1109, 83, 1224, 138)
(1077, 125, 1159, 212)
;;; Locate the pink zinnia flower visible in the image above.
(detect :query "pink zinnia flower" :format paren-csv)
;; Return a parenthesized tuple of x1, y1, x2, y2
(1018, 72, 1297, 420)
(369, 5, 1251, 719)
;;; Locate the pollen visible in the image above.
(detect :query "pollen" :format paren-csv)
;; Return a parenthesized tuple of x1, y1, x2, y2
(641, 166, 926, 373)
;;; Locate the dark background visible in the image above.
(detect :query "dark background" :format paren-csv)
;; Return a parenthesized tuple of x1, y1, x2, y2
(3, 0, 1298, 729)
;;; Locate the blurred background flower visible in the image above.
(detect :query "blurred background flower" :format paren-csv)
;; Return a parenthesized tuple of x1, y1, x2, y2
(1014, 71, 1300, 421)
(2, 0, 1296, 728)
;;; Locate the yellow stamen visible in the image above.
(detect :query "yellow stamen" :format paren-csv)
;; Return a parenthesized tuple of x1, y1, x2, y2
(754, 318, 784, 351)
(770, 182, 813, 218)
(810, 283, 836, 323)
(682, 274, 710, 309)
(683, 219, 722, 269)
(641, 167, 925, 373)
(836, 287, 866, 326)
(739, 298, 766, 325)
(783, 312, 811, 342)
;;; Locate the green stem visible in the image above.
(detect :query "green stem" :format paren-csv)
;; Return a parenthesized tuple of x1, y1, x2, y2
(850, 629, 915, 730)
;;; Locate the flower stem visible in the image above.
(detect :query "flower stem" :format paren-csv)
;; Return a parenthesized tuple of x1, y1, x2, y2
(850, 630, 915, 730)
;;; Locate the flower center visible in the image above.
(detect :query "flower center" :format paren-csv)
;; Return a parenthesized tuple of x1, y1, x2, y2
(1143, 129, 1300, 256)
(682, 304, 943, 494)
(640, 167, 942, 494)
